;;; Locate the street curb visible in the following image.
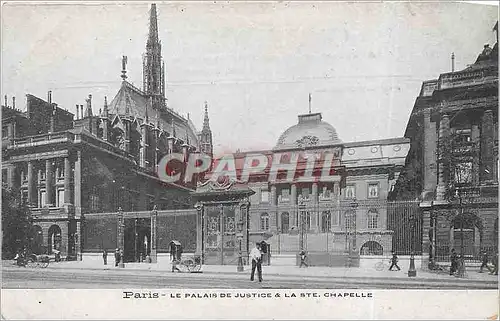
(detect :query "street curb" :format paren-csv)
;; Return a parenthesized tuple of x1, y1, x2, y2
(12, 264, 497, 285)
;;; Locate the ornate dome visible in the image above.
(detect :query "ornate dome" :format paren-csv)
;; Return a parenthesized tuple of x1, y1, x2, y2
(274, 112, 342, 150)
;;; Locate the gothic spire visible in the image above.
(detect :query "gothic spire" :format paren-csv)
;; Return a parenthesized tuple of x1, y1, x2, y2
(103, 96, 108, 118)
(147, 4, 159, 48)
(143, 3, 163, 100)
(203, 101, 210, 131)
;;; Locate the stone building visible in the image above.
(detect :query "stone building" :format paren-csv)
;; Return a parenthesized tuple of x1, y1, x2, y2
(391, 27, 498, 267)
(1, 4, 213, 261)
(207, 111, 410, 265)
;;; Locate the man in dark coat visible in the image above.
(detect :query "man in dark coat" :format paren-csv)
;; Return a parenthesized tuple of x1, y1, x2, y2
(389, 252, 400, 271)
(450, 249, 458, 276)
(479, 251, 491, 273)
(103, 249, 108, 265)
(114, 248, 120, 267)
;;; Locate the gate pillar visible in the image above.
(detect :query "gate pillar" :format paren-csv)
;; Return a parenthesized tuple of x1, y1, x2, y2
(150, 206, 158, 263)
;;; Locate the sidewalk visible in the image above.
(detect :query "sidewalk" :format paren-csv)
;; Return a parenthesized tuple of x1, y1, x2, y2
(22, 259, 498, 284)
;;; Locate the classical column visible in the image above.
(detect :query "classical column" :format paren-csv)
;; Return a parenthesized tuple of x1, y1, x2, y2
(423, 109, 438, 195)
(333, 182, 340, 231)
(270, 185, 278, 231)
(27, 161, 35, 207)
(74, 151, 82, 216)
(436, 113, 450, 202)
(64, 157, 71, 205)
(481, 109, 494, 182)
(290, 184, 297, 227)
(150, 206, 158, 263)
(45, 159, 53, 206)
(311, 182, 319, 233)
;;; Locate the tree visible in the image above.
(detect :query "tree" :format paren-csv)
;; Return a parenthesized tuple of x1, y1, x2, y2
(2, 185, 31, 259)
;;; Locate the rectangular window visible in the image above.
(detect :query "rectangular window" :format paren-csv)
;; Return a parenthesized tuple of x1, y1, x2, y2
(260, 189, 269, 203)
(2, 169, 7, 185)
(21, 190, 28, 205)
(344, 185, 356, 199)
(368, 214, 378, 229)
(455, 162, 472, 184)
(332, 211, 339, 226)
(2, 126, 8, 138)
(368, 183, 379, 199)
(279, 188, 290, 203)
(57, 189, 65, 207)
(39, 191, 46, 208)
(90, 194, 100, 212)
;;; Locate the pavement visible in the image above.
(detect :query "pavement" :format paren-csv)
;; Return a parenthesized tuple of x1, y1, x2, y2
(9, 259, 497, 286)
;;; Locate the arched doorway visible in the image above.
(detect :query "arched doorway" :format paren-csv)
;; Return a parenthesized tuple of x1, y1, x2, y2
(281, 212, 289, 233)
(360, 241, 383, 255)
(47, 225, 62, 254)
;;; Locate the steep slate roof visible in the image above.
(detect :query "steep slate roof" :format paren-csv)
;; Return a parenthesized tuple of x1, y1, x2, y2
(108, 81, 155, 122)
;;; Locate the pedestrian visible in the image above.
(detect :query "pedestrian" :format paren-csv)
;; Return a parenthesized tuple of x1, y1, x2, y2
(389, 251, 400, 271)
(299, 250, 308, 268)
(102, 249, 108, 265)
(114, 248, 120, 267)
(479, 251, 491, 273)
(250, 242, 263, 282)
(490, 252, 498, 276)
(450, 249, 458, 276)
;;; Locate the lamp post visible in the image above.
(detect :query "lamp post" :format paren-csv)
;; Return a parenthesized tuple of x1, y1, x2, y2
(408, 213, 417, 277)
(117, 207, 125, 268)
(237, 219, 244, 272)
(457, 190, 466, 278)
(349, 198, 359, 267)
(298, 199, 306, 252)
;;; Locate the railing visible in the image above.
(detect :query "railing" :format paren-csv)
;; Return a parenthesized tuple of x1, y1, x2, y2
(439, 69, 496, 90)
(434, 245, 497, 263)
(11, 132, 74, 148)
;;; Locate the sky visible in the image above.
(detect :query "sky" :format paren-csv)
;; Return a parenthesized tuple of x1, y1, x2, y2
(1, 1, 498, 155)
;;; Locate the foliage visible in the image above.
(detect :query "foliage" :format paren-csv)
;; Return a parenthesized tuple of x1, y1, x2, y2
(1, 185, 31, 259)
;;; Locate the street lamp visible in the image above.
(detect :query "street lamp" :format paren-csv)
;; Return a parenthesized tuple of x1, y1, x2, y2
(348, 198, 359, 267)
(408, 213, 417, 277)
(117, 207, 125, 268)
(298, 199, 306, 252)
(237, 219, 244, 272)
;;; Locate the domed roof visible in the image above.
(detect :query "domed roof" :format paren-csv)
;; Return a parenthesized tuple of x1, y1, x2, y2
(274, 112, 342, 150)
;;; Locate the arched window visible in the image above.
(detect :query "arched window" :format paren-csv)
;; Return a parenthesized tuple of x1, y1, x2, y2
(281, 212, 289, 233)
(367, 209, 378, 229)
(260, 213, 270, 231)
(360, 241, 383, 255)
(321, 211, 331, 233)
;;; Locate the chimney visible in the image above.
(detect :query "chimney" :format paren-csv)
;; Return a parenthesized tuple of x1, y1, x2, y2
(80, 105, 84, 119)
(12, 97, 16, 109)
(451, 52, 455, 72)
(48, 91, 52, 104)
(4, 95, 7, 107)
(76, 105, 80, 120)
(85, 94, 93, 117)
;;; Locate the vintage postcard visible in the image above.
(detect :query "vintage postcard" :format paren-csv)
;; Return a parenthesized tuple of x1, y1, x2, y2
(1, 1, 498, 319)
